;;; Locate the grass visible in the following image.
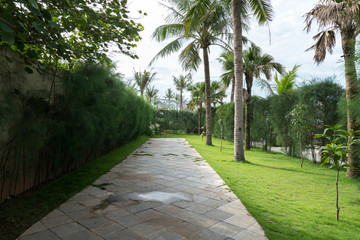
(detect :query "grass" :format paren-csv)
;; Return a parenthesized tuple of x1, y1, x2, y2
(162, 134, 360, 240)
(0, 136, 149, 240)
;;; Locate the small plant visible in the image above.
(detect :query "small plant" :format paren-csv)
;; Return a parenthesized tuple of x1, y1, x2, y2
(315, 124, 360, 220)
(289, 104, 310, 168)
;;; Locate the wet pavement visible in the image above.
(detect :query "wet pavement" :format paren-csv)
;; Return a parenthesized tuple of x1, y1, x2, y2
(18, 138, 267, 240)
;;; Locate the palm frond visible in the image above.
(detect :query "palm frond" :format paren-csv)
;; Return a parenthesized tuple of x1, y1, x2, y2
(305, 30, 336, 64)
(149, 37, 185, 66)
(248, 0, 274, 24)
(151, 24, 185, 42)
(178, 40, 201, 71)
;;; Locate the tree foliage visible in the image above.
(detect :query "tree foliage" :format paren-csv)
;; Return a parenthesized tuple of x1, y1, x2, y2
(0, 0, 143, 66)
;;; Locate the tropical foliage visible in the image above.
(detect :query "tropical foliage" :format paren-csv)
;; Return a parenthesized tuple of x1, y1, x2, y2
(133, 69, 157, 97)
(0, 0, 143, 66)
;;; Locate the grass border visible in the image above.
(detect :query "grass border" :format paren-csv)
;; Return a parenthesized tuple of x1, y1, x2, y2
(0, 136, 149, 240)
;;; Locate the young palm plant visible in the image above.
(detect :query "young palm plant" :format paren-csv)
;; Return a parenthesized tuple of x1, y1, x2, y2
(305, 0, 360, 177)
(231, 0, 273, 161)
(151, 0, 233, 145)
(173, 73, 192, 111)
(259, 64, 300, 95)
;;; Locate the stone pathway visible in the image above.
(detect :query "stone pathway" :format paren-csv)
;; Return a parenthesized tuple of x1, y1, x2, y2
(19, 138, 267, 240)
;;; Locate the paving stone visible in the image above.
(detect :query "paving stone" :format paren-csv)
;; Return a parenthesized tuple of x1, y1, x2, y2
(90, 221, 126, 237)
(20, 222, 47, 237)
(232, 230, 268, 240)
(18, 230, 61, 240)
(224, 213, 257, 228)
(186, 203, 213, 214)
(205, 208, 234, 221)
(208, 221, 245, 238)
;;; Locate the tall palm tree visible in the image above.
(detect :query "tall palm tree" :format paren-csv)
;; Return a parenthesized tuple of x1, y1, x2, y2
(188, 82, 205, 134)
(304, 0, 360, 178)
(173, 73, 192, 110)
(145, 85, 159, 105)
(133, 68, 157, 97)
(232, 0, 273, 161)
(210, 80, 226, 107)
(165, 88, 175, 110)
(243, 45, 283, 150)
(151, 0, 232, 145)
(218, 51, 235, 102)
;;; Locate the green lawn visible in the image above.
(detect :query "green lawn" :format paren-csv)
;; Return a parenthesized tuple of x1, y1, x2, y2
(0, 136, 149, 240)
(168, 134, 360, 240)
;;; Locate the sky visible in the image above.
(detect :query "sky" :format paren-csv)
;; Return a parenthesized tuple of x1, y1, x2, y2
(111, 0, 345, 101)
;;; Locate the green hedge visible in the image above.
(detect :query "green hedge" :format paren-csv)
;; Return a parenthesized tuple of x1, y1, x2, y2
(154, 109, 197, 133)
(0, 63, 154, 201)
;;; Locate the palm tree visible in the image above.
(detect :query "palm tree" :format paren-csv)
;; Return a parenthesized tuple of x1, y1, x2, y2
(188, 82, 205, 134)
(133, 68, 157, 97)
(145, 85, 159, 105)
(210, 80, 226, 107)
(218, 51, 235, 102)
(165, 88, 175, 110)
(173, 73, 192, 111)
(304, 0, 360, 178)
(232, 0, 273, 161)
(151, 0, 232, 145)
(259, 65, 300, 95)
(243, 45, 283, 150)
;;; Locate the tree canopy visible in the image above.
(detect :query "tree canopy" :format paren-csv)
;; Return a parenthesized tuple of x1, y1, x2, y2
(0, 0, 143, 66)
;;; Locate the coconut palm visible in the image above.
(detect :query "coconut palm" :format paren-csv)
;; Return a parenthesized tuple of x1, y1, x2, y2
(133, 69, 157, 97)
(151, 0, 233, 145)
(232, 0, 273, 161)
(145, 85, 159, 105)
(304, 0, 360, 178)
(210, 80, 226, 107)
(218, 51, 235, 102)
(173, 73, 192, 110)
(243, 45, 283, 150)
(165, 88, 175, 110)
(188, 82, 206, 134)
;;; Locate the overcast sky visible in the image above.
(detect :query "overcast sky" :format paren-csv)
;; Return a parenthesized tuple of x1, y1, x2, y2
(111, 0, 345, 100)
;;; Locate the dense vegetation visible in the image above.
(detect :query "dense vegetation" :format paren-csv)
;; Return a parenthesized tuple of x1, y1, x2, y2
(0, 63, 154, 202)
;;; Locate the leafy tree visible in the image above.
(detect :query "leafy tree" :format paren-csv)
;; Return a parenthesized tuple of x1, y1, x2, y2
(231, 0, 273, 161)
(165, 88, 175, 110)
(151, 0, 233, 145)
(145, 85, 159, 105)
(315, 124, 360, 220)
(133, 69, 157, 97)
(243, 45, 283, 150)
(0, 0, 143, 66)
(289, 104, 311, 168)
(305, 0, 360, 177)
(173, 73, 192, 110)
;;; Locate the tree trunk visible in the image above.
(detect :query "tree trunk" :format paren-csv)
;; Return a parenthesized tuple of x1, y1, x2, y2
(341, 30, 359, 178)
(198, 104, 202, 135)
(232, 0, 245, 161)
(180, 89, 183, 111)
(336, 168, 340, 220)
(203, 47, 212, 145)
(245, 84, 252, 150)
(230, 77, 235, 102)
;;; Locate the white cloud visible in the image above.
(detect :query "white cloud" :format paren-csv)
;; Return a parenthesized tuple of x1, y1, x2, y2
(111, 0, 346, 100)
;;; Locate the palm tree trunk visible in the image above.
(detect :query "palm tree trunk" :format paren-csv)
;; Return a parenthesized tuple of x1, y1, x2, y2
(198, 103, 202, 135)
(245, 86, 252, 150)
(232, 0, 245, 161)
(230, 77, 235, 102)
(180, 89, 183, 111)
(341, 31, 359, 178)
(203, 47, 212, 145)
